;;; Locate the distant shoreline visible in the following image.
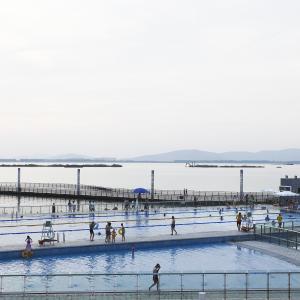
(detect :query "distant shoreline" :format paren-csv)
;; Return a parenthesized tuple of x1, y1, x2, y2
(0, 164, 122, 168)
(186, 164, 264, 168)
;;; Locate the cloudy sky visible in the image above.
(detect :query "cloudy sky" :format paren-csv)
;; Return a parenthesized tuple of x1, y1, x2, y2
(0, 0, 299, 158)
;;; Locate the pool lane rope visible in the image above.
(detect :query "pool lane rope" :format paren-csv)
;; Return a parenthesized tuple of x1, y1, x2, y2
(0, 207, 271, 223)
(0, 218, 284, 236)
(0, 212, 280, 228)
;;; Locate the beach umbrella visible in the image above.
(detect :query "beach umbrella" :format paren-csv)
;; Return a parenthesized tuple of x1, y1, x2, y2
(133, 187, 149, 194)
(133, 188, 149, 212)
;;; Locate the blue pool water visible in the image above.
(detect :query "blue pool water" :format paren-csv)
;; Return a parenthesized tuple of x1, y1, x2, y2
(0, 242, 299, 293)
(0, 242, 298, 275)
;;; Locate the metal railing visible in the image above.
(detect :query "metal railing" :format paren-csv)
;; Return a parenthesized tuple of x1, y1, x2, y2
(255, 223, 300, 250)
(0, 271, 299, 299)
(0, 182, 277, 203)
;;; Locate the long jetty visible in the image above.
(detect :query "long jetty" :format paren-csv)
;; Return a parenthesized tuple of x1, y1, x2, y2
(0, 182, 276, 205)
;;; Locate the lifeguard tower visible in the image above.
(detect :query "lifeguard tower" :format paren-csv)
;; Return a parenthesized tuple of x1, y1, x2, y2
(39, 221, 57, 245)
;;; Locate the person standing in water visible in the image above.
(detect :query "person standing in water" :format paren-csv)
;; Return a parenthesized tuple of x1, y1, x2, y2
(149, 264, 161, 291)
(171, 216, 177, 235)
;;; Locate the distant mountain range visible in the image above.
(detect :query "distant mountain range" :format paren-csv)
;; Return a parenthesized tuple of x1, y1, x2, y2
(2, 149, 300, 163)
(129, 149, 300, 162)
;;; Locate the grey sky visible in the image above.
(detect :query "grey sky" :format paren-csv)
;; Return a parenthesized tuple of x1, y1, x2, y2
(1, 0, 300, 158)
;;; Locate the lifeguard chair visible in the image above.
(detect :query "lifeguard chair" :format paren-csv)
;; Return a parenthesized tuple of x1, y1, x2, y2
(39, 221, 57, 246)
(241, 214, 254, 232)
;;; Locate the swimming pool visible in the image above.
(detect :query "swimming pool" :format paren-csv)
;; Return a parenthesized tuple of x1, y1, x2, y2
(0, 242, 299, 293)
(0, 205, 291, 247)
(1, 242, 298, 274)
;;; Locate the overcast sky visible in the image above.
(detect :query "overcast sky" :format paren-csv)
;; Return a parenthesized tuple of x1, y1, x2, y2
(0, 0, 300, 158)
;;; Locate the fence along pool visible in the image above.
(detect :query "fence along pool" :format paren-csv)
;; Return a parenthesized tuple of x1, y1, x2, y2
(1, 271, 300, 297)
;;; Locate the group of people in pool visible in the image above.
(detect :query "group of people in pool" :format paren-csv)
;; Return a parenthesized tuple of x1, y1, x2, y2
(265, 213, 283, 228)
(89, 221, 126, 243)
(236, 211, 284, 231)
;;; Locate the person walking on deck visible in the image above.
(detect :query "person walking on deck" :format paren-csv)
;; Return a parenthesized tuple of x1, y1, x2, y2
(89, 221, 96, 241)
(120, 223, 126, 241)
(171, 216, 177, 235)
(105, 222, 112, 243)
(149, 264, 161, 291)
(277, 213, 283, 228)
(236, 212, 242, 231)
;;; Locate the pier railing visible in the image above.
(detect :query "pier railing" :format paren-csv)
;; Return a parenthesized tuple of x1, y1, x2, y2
(0, 271, 299, 299)
(0, 182, 276, 204)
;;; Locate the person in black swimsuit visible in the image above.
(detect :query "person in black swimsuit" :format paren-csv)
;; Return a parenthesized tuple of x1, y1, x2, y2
(171, 216, 177, 235)
(149, 264, 161, 291)
(89, 221, 96, 241)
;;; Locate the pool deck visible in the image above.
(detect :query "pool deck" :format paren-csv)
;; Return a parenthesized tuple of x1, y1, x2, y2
(236, 240, 300, 266)
(0, 230, 254, 259)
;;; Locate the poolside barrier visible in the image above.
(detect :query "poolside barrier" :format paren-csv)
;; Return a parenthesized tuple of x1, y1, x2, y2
(0, 271, 298, 299)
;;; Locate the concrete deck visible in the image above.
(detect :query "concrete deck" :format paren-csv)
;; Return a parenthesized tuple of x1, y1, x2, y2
(0, 230, 254, 260)
(235, 240, 300, 266)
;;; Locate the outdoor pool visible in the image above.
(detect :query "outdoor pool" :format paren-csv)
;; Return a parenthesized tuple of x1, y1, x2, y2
(1, 242, 299, 274)
(0, 205, 291, 247)
(0, 242, 299, 293)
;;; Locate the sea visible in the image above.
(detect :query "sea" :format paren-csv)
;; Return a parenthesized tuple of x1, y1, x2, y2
(0, 162, 299, 192)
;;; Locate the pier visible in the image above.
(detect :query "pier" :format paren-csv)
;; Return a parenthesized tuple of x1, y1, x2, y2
(0, 182, 277, 205)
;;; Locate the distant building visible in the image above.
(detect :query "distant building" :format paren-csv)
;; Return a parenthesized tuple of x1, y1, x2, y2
(280, 176, 300, 193)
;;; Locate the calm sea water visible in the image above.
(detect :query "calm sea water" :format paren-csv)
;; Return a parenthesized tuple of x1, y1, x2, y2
(0, 163, 299, 191)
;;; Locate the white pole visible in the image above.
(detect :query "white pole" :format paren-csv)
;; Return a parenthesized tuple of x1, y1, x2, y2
(151, 170, 154, 201)
(77, 169, 80, 196)
(240, 169, 244, 201)
(17, 168, 21, 192)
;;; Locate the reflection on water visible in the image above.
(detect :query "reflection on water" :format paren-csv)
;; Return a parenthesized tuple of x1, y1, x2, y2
(1, 243, 298, 275)
(0, 242, 299, 292)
